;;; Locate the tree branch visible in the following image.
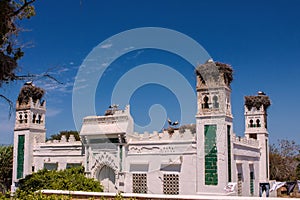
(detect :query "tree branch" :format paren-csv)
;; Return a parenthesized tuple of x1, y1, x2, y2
(0, 94, 13, 118)
(15, 73, 63, 84)
(12, 0, 36, 17)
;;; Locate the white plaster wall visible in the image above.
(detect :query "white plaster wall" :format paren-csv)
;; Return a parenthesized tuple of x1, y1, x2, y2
(33, 142, 84, 171)
(124, 147, 196, 194)
(232, 142, 261, 197)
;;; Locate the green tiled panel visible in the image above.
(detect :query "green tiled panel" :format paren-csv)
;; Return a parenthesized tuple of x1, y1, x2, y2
(250, 171, 254, 195)
(17, 135, 25, 179)
(266, 139, 268, 178)
(120, 145, 123, 171)
(204, 125, 218, 185)
(227, 125, 232, 182)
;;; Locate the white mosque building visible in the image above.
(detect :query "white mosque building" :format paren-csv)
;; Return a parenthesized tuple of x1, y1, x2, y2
(11, 60, 272, 196)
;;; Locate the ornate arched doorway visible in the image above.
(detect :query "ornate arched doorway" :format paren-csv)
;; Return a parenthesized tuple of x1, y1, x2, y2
(98, 165, 116, 192)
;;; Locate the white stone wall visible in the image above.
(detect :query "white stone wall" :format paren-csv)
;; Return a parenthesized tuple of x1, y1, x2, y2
(124, 130, 197, 195)
(33, 137, 84, 172)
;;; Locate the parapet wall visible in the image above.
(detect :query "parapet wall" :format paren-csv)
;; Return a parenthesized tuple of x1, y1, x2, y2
(35, 134, 81, 146)
(46, 134, 77, 143)
(232, 134, 259, 148)
(127, 129, 195, 142)
(16, 98, 46, 110)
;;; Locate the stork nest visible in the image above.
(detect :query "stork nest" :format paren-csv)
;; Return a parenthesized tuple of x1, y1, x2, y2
(215, 62, 233, 86)
(179, 124, 196, 134)
(17, 84, 45, 104)
(245, 95, 271, 110)
(196, 61, 233, 86)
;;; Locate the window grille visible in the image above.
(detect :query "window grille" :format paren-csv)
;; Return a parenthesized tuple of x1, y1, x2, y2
(132, 173, 147, 193)
(237, 173, 242, 196)
(163, 174, 179, 195)
(250, 171, 254, 196)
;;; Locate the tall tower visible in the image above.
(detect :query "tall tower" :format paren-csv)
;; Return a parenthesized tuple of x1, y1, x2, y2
(244, 92, 271, 183)
(11, 82, 46, 190)
(195, 60, 234, 194)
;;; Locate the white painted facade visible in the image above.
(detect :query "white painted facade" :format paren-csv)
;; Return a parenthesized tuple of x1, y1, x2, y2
(11, 61, 272, 197)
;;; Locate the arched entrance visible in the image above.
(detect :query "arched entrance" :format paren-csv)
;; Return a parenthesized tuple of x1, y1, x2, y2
(98, 165, 116, 192)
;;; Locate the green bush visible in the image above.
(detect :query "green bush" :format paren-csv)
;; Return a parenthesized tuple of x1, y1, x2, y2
(16, 166, 102, 197)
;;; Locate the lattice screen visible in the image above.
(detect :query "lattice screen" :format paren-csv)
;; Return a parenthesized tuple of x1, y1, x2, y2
(237, 173, 242, 196)
(132, 173, 147, 193)
(163, 174, 179, 195)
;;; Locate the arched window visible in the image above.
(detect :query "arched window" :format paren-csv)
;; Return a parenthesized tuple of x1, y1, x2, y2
(203, 96, 209, 109)
(32, 114, 36, 123)
(256, 119, 261, 127)
(24, 114, 28, 123)
(19, 114, 23, 123)
(38, 115, 42, 124)
(249, 119, 254, 128)
(213, 95, 219, 108)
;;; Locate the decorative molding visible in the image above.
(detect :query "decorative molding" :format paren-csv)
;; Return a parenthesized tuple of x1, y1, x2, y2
(91, 152, 118, 178)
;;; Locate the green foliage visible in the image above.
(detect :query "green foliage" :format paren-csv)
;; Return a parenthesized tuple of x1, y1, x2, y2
(13, 191, 72, 200)
(0, 0, 36, 86)
(0, 145, 13, 194)
(269, 139, 300, 181)
(17, 166, 103, 197)
(179, 124, 196, 134)
(48, 130, 80, 141)
(297, 163, 300, 180)
(1, 192, 138, 200)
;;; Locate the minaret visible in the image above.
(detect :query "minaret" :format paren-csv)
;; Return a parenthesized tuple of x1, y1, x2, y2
(244, 92, 271, 182)
(195, 60, 234, 194)
(11, 82, 46, 191)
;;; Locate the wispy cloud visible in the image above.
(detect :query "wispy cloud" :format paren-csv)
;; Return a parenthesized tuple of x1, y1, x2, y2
(47, 108, 62, 117)
(123, 46, 134, 51)
(35, 80, 74, 94)
(57, 67, 70, 73)
(72, 84, 88, 91)
(100, 43, 112, 49)
(34, 64, 76, 95)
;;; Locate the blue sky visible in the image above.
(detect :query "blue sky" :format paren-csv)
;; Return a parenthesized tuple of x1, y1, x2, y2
(1, 0, 300, 145)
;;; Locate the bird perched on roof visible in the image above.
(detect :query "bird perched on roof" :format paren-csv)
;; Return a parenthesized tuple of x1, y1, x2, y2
(24, 81, 34, 86)
(168, 118, 179, 126)
(109, 104, 119, 109)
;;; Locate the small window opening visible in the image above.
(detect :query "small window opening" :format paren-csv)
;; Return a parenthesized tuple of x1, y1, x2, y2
(32, 114, 36, 123)
(203, 96, 209, 109)
(256, 119, 261, 127)
(37, 115, 42, 124)
(19, 114, 23, 123)
(24, 114, 28, 123)
(249, 134, 257, 140)
(213, 95, 219, 108)
(249, 119, 254, 127)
